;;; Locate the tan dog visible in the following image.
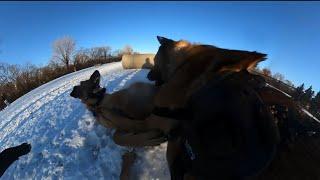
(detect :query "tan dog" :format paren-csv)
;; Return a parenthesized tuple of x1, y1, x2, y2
(70, 70, 177, 147)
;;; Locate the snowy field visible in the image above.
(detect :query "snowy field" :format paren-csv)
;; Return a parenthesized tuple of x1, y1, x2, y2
(0, 62, 169, 179)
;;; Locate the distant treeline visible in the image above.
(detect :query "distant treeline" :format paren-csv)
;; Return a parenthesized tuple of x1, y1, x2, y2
(0, 36, 136, 110)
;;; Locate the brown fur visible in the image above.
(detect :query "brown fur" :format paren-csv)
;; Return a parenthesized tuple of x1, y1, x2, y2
(70, 70, 178, 147)
(148, 37, 266, 109)
(150, 37, 320, 179)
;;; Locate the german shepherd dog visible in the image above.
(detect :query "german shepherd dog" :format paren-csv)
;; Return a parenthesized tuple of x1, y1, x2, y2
(70, 70, 178, 147)
(145, 36, 278, 179)
(70, 70, 181, 179)
(147, 36, 318, 179)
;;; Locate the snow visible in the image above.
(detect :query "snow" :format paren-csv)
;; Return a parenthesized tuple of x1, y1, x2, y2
(0, 62, 169, 179)
(301, 108, 320, 123)
(266, 83, 292, 98)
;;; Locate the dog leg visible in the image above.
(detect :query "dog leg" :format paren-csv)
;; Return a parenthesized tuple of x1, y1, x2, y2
(101, 110, 147, 132)
(145, 114, 180, 134)
(0, 143, 31, 177)
(113, 130, 166, 147)
(120, 151, 136, 180)
(167, 138, 187, 180)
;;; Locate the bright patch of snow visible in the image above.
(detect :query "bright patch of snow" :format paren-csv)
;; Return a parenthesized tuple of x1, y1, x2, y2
(301, 108, 320, 123)
(0, 62, 169, 179)
(266, 83, 292, 98)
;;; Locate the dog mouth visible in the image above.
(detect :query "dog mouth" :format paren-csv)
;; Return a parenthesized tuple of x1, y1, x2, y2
(147, 69, 156, 81)
(70, 86, 81, 98)
(147, 69, 164, 86)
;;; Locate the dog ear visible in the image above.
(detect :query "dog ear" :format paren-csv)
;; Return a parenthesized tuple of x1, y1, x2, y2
(157, 36, 174, 45)
(90, 70, 101, 85)
(216, 50, 267, 72)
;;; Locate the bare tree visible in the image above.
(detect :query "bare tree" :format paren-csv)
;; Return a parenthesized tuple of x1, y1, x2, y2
(52, 36, 75, 70)
(99, 46, 112, 60)
(0, 63, 10, 84)
(74, 48, 90, 70)
(262, 68, 272, 77)
(273, 72, 285, 82)
(112, 49, 122, 57)
(0, 63, 21, 84)
(89, 46, 112, 62)
(89, 47, 100, 60)
(121, 45, 133, 55)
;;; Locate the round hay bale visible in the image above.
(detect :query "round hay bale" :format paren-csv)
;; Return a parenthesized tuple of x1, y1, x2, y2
(121, 54, 155, 69)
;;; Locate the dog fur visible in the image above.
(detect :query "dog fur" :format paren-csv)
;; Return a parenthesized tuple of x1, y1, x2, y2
(70, 70, 178, 147)
(0, 143, 31, 177)
(147, 36, 267, 109)
(148, 36, 317, 179)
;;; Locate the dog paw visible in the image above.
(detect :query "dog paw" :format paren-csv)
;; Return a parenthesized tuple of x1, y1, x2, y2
(122, 151, 136, 166)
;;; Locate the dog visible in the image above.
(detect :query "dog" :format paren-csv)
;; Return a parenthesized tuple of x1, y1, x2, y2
(145, 36, 278, 179)
(147, 36, 318, 179)
(70, 70, 178, 147)
(0, 143, 31, 177)
(71, 70, 181, 180)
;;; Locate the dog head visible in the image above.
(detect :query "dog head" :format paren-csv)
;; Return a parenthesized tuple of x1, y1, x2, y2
(147, 36, 266, 87)
(70, 70, 106, 106)
(147, 36, 192, 86)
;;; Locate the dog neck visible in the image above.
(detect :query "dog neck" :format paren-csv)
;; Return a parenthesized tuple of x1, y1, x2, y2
(84, 92, 108, 109)
(84, 93, 109, 118)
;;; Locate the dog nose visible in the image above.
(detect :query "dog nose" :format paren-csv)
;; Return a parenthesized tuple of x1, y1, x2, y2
(147, 70, 154, 80)
(70, 87, 80, 98)
(70, 89, 79, 98)
(70, 90, 75, 97)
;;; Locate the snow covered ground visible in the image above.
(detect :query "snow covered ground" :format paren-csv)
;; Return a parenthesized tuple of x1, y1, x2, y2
(0, 62, 169, 179)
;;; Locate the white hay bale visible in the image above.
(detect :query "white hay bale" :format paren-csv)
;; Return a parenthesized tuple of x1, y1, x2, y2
(121, 54, 155, 69)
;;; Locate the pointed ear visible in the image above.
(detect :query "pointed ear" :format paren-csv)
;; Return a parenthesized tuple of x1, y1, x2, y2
(90, 70, 101, 85)
(216, 50, 267, 72)
(157, 36, 174, 45)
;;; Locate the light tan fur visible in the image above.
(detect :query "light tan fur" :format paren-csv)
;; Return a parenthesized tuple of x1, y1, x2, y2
(71, 72, 178, 147)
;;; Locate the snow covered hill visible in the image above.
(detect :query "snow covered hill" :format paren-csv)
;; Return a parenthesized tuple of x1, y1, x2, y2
(0, 62, 169, 179)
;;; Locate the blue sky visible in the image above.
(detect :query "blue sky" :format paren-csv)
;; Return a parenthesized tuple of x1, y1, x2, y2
(0, 2, 319, 92)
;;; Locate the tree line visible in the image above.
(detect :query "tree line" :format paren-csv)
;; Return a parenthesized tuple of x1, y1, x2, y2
(293, 83, 320, 119)
(0, 36, 135, 110)
(256, 67, 320, 119)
